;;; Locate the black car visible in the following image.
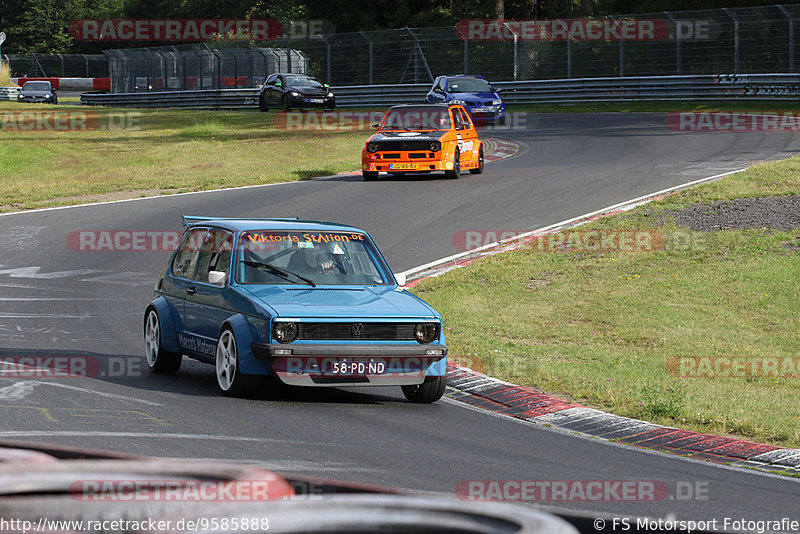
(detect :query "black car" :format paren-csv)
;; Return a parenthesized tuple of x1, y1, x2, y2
(17, 81, 58, 104)
(258, 73, 335, 112)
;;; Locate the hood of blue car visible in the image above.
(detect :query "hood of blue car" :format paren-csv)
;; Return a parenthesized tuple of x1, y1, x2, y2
(242, 285, 438, 318)
(448, 92, 500, 105)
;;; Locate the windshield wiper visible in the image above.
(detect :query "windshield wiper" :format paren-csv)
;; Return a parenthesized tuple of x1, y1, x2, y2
(242, 260, 316, 287)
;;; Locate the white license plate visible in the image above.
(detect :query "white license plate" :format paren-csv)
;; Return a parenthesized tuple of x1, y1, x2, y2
(310, 99, 324, 103)
(329, 360, 386, 375)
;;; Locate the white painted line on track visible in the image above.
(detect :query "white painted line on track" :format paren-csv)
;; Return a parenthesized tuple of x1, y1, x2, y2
(400, 167, 748, 278)
(0, 381, 163, 406)
(0, 431, 347, 447)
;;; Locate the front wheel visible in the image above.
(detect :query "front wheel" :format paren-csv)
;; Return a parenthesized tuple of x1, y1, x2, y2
(362, 171, 378, 181)
(402, 375, 446, 403)
(215, 327, 261, 397)
(258, 93, 268, 112)
(144, 308, 181, 374)
(444, 148, 460, 179)
(281, 95, 292, 111)
(469, 145, 484, 174)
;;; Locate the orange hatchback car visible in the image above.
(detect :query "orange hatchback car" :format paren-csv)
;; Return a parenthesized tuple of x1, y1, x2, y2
(361, 104, 484, 181)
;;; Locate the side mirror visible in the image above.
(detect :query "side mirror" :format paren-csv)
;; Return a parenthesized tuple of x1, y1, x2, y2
(324, 83, 330, 88)
(275, 81, 282, 87)
(394, 272, 407, 286)
(433, 87, 444, 94)
(208, 270, 227, 286)
(494, 88, 503, 93)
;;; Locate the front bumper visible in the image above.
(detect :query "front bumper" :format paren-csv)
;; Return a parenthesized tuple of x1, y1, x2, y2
(18, 97, 55, 103)
(362, 152, 448, 173)
(466, 105, 505, 122)
(287, 95, 335, 109)
(251, 342, 447, 387)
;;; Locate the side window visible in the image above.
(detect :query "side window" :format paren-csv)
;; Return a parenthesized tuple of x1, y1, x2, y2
(437, 78, 447, 91)
(457, 108, 472, 130)
(265, 74, 276, 85)
(194, 230, 234, 284)
(451, 109, 464, 130)
(172, 229, 206, 279)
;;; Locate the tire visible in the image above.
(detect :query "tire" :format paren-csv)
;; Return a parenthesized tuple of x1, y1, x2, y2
(362, 171, 378, 181)
(281, 95, 292, 111)
(499, 116, 506, 125)
(215, 327, 261, 397)
(444, 148, 460, 179)
(402, 375, 446, 403)
(144, 308, 182, 374)
(258, 93, 268, 112)
(469, 145, 484, 174)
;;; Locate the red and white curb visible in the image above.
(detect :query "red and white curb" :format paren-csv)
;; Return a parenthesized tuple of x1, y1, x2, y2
(484, 138, 520, 162)
(11, 77, 111, 91)
(401, 167, 800, 475)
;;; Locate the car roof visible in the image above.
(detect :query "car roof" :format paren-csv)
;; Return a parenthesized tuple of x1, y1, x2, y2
(23, 81, 52, 86)
(187, 218, 364, 234)
(443, 74, 488, 80)
(274, 73, 315, 78)
(388, 104, 450, 110)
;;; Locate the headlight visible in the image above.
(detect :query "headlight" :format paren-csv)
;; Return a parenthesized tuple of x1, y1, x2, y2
(492, 99, 502, 105)
(414, 322, 440, 344)
(288, 91, 301, 97)
(327, 92, 334, 97)
(429, 141, 441, 152)
(450, 99, 466, 105)
(367, 143, 379, 153)
(273, 322, 298, 343)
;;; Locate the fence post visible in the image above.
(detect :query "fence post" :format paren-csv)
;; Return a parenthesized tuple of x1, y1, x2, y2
(464, 37, 468, 75)
(664, 12, 682, 75)
(778, 5, 794, 73)
(359, 32, 372, 84)
(723, 8, 739, 74)
(609, 16, 624, 77)
(503, 22, 519, 80)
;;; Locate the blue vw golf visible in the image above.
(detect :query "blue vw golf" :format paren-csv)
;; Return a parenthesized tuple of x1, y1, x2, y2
(144, 216, 447, 402)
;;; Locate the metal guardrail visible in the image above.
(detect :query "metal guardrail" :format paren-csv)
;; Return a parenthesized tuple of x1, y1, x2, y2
(80, 74, 800, 109)
(0, 86, 20, 101)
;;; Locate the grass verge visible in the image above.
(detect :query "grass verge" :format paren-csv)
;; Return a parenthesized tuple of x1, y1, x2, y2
(413, 157, 800, 447)
(0, 103, 368, 212)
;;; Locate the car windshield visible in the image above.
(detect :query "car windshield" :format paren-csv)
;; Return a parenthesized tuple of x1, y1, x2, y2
(23, 82, 51, 91)
(237, 230, 391, 285)
(284, 76, 323, 88)
(447, 78, 493, 93)
(381, 107, 451, 130)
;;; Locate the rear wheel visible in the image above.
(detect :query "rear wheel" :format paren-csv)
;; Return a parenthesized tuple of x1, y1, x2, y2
(216, 327, 261, 397)
(469, 145, 484, 174)
(402, 375, 446, 403)
(144, 308, 181, 374)
(362, 171, 378, 181)
(444, 148, 460, 179)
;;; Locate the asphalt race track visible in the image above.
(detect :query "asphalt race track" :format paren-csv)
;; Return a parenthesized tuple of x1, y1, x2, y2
(1, 113, 798, 523)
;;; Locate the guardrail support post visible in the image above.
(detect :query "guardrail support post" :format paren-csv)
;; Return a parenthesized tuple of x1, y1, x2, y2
(504, 22, 519, 80)
(664, 12, 682, 75)
(778, 5, 795, 73)
(358, 32, 371, 84)
(464, 37, 468, 75)
(723, 8, 740, 74)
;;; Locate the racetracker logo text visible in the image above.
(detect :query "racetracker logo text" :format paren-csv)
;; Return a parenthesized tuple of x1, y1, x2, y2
(69, 19, 282, 41)
(454, 19, 669, 41)
(667, 112, 800, 132)
(70, 480, 281, 501)
(668, 356, 800, 378)
(455, 480, 678, 502)
(0, 355, 141, 378)
(2, 111, 140, 132)
(67, 230, 182, 252)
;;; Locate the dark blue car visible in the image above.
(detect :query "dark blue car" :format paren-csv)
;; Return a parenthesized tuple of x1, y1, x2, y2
(144, 216, 447, 402)
(425, 75, 505, 124)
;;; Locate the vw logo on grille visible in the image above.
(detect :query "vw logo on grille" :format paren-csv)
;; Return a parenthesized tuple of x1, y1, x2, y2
(351, 323, 365, 336)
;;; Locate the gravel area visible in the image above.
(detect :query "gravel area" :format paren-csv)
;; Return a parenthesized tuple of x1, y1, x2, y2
(671, 195, 800, 232)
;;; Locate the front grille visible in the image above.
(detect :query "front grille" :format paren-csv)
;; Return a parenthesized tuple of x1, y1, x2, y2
(377, 140, 435, 151)
(408, 153, 430, 158)
(297, 322, 416, 341)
